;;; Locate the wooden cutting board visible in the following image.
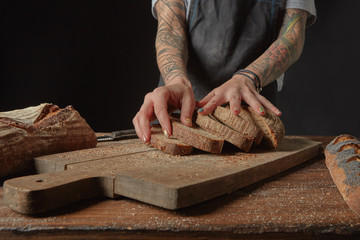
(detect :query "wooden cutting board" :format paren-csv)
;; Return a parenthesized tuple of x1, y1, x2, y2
(3, 136, 322, 214)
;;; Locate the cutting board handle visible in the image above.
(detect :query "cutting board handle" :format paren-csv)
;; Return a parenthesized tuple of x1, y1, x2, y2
(3, 170, 114, 214)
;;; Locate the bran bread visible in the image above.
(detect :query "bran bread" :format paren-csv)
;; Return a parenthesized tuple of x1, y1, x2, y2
(170, 116, 224, 154)
(244, 106, 285, 149)
(213, 106, 263, 145)
(150, 124, 193, 155)
(195, 112, 253, 152)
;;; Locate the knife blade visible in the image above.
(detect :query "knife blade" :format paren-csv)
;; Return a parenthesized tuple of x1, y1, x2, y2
(97, 129, 137, 142)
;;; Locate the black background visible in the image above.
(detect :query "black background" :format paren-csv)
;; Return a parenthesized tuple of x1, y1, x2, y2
(0, 1, 359, 137)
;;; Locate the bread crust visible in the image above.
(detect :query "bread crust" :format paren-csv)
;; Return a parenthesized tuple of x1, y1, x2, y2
(325, 134, 360, 217)
(213, 106, 263, 145)
(171, 116, 224, 154)
(195, 113, 253, 152)
(150, 124, 193, 155)
(0, 103, 97, 177)
(246, 106, 285, 149)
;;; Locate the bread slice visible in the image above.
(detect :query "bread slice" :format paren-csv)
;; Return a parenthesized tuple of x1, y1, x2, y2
(150, 124, 193, 156)
(195, 113, 253, 152)
(245, 106, 285, 149)
(213, 106, 263, 145)
(325, 134, 360, 217)
(170, 116, 224, 154)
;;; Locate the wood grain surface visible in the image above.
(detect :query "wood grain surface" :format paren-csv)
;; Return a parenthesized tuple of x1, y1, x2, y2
(4, 137, 321, 213)
(0, 136, 360, 239)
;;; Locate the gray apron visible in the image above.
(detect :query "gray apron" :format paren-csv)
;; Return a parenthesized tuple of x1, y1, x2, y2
(159, 0, 286, 105)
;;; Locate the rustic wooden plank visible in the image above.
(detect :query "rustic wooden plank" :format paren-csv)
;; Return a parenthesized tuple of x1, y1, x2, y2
(34, 139, 153, 173)
(0, 138, 360, 237)
(3, 170, 114, 214)
(3, 136, 321, 214)
(114, 137, 321, 209)
(0, 158, 359, 235)
(1, 230, 359, 240)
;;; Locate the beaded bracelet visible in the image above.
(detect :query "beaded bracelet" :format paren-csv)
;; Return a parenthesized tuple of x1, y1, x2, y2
(233, 69, 262, 93)
(233, 72, 257, 90)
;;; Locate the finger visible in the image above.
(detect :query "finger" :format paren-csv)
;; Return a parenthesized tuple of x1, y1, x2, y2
(132, 115, 142, 140)
(180, 95, 196, 127)
(228, 94, 242, 115)
(133, 111, 152, 144)
(197, 91, 215, 108)
(242, 91, 266, 116)
(257, 94, 282, 116)
(138, 112, 152, 144)
(198, 95, 225, 115)
(139, 94, 157, 122)
(134, 94, 156, 143)
(153, 90, 172, 137)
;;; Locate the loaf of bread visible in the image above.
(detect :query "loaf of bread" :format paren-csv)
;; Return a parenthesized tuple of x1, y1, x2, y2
(171, 116, 224, 154)
(0, 103, 97, 177)
(195, 112, 253, 152)
(213, 106, 263, 145)
(325, 134, 360, 217)
(150, 124, 193, 155)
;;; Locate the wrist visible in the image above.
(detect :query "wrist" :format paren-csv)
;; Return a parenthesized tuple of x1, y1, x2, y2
(166, 76, 192, 88)
(233, 69, 262, 93)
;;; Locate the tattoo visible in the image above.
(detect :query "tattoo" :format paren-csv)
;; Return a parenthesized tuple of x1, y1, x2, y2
(155, 0, 188, 84)
(247, 9, 307, 86)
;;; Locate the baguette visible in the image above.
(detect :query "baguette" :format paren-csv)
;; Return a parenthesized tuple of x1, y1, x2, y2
(195, 113, 253, 152)
(324, 134, 360, 217)
(0, 103, 97, 177)
(170, 116, 224, 154)
(150, 124, 193, 156)
(213, 106, 263, 145)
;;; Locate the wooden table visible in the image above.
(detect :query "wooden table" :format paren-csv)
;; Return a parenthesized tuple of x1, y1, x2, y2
(0, 136, 359, 239)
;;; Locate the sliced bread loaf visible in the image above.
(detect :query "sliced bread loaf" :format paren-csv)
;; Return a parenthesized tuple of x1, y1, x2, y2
(170, 116, 224, 154)
(150, 124, 193, 156)
(195, 113, 253, 152)
(213, 106, 263, 145)
(245, 106, 285, 149)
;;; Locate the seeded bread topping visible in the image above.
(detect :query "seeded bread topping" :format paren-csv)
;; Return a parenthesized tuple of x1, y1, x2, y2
(325, 134, 360, 217)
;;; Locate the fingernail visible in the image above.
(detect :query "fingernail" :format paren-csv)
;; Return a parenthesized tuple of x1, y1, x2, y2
(259, 106, 265, 114)
(198, 108, 204, 113)
(233, 107, 239, 115)
(185, 117, 192, 126)
(163, 129, 169, 138)
(143, 136, 150, 145)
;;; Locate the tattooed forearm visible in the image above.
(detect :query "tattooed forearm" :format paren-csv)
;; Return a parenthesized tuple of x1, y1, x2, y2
(155, 0, 188, 84)
(247, 9, 308, 87)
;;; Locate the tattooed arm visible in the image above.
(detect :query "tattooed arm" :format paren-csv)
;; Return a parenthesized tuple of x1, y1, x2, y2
(155, 0, 188, 85)
(246, 9, 308, 88)
(197, 9, 308, 116)
(133, 0, 195, 143)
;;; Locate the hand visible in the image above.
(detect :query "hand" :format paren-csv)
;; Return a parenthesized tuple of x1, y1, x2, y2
(197, 75, 282, 116)
(132, 78, 196, 144)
